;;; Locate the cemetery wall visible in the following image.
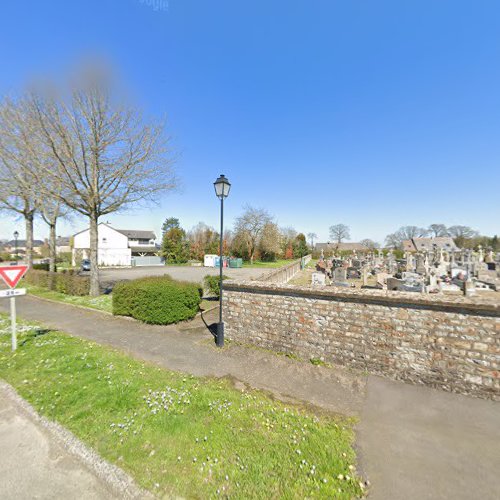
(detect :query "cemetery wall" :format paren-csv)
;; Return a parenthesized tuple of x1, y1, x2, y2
(223, 281, 500, 400)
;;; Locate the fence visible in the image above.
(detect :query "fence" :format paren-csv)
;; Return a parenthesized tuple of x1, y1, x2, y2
(131, 256, 165, 267)
(257, 255, 312, 284)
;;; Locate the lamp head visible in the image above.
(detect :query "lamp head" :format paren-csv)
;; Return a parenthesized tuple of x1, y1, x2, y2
(214, 174, 231, 199)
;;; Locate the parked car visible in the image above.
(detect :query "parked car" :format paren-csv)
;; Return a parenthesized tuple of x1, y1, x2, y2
(81, 259, 91, 272)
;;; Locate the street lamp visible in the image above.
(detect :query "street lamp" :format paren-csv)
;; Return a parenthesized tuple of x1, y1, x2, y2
(213, 174, 231, 347)
(13, 231, 19, 264)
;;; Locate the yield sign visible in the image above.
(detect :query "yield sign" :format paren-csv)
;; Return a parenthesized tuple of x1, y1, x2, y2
(0, 265, 28, 288)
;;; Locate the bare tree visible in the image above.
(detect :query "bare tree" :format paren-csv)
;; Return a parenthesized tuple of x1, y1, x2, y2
(39, 192, 70, 273)
(360, 238, 379, 249)
(428, 224, 448, 237)
(384, 232, 402, 249)
(259, 222, 281, 259)
(307, 232, 318, 250)
(385, 225, 428, 249)
(0, 97, 40, 267)
(28, 69, 176, 295)
(329, 224, 350, 244)
(448, 225, 479, 248)
(280, 226, 298, 257)
(448, 225, 478, 239)
(234, 205, 273, 263)
(399, 226, 428, 239)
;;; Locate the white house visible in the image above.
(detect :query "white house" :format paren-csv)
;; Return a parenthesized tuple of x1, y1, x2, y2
(72, 223, 159, 267)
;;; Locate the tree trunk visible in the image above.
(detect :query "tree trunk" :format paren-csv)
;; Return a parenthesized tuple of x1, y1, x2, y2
(49, 221, 57, 273)
(89, 213, 100, 296)
(25, 212, 34, 268)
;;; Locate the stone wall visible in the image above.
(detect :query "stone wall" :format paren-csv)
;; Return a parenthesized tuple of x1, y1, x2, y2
(223, 281, 500, 400)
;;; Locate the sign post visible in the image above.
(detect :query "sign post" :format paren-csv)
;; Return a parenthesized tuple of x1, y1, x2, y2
(10, 294, 16, 351)
(0, 266, 28, 351)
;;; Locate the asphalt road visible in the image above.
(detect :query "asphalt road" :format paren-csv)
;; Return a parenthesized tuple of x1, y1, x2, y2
(0, 383, 120, 500)
(97, 265, 265, 288)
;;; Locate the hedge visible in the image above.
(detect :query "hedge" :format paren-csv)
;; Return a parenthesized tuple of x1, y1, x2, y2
(24, 269, 90, 296)
(32, 263, 51, 271)
(203, 274, 229, 299)
(112, 276, 202, 325)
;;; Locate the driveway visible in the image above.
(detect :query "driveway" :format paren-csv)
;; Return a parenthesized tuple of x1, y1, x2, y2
(97, 265, 265, 287)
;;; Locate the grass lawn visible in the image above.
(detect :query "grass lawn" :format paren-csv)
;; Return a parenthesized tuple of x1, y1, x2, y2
(25, 285, 113, 313)
(0, 315, 364, 499)
(242, 259, 294, 269)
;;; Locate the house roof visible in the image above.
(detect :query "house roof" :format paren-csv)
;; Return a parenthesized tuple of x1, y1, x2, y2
(72, 223, 156, 241)
(403, 237, 458, 252)
(56, 237, 71, 246)
(5, 239, 44, 246)
(315, 242, 368, 252)
(116, 229, 156, 240)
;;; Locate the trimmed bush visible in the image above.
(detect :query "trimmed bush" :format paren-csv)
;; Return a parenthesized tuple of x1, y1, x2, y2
(112, 276, 202, 324)
(32, 263, 51, 271)
(203, 274, 229, 299)
(24, 269, 90, 296)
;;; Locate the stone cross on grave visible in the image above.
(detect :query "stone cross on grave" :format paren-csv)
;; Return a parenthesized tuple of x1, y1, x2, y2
(478, 245, 484, 263)
(362, 266, 368, 286)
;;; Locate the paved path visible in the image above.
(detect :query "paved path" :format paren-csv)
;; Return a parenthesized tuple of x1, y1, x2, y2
(0, 383, 119, 500)
(1, 296, 500, 499)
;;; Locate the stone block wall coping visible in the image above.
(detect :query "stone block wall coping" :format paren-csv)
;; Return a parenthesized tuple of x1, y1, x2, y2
(225, 280, 500, 318)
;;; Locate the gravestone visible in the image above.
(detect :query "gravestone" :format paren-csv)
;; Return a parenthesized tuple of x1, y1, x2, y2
(311, 272, 326, 286)
(334, 267, 347, 281)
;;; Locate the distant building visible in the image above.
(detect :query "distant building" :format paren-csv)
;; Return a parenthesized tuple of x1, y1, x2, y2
(402, 237, 458, 253)
(72, 223, 159, 267)
(55, 237, 71, 254)
(315, 242, 369, 254)
(1, 239, 45, 257)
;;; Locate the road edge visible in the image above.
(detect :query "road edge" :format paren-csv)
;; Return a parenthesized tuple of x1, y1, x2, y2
(0, 380, 152, 499)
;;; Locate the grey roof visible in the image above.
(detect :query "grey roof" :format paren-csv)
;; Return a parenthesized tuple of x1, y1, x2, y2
(315, 242, 368, 252)
(56, 237, 71, 246)
(116, 229, 156, 240)
(404, 237, 458, 252)
(5, 239, 44, 246)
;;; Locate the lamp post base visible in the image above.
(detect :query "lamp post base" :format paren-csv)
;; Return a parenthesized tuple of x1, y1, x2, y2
(216, 322, 224, 347)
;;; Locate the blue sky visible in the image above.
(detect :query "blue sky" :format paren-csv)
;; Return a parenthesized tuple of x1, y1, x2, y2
(0, 0, 499, 244)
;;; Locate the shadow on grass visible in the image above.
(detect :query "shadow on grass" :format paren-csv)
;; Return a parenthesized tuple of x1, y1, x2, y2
(19, 328, 53, 347)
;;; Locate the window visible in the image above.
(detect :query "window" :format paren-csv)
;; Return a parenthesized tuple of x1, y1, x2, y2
(102, 237, 107, 243)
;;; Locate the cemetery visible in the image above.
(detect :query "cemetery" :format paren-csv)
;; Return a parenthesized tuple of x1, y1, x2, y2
(308, 242, 500, 299)
(222, 238, 500, 400)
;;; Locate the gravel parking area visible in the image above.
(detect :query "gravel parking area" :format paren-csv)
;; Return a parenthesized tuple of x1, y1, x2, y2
(97, 265, 265, 288)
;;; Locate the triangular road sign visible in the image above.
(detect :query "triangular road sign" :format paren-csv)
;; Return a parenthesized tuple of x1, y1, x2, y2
(0, 265, 28, 288)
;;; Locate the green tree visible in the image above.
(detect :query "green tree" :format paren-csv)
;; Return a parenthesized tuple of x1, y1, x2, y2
(293, 233, 309, 258)
(161, 219, 190, 264)
(162, 217, 181, 234)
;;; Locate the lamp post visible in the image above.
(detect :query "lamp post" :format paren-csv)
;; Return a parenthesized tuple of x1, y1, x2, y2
(213, 174, 231, 347)
(13, 231, 19, 264)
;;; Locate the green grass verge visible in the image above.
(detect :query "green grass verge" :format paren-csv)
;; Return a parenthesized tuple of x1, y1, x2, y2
(0, 315, 365, 499)
(25, 285, 113, 313)
(242, 259, 295, 268)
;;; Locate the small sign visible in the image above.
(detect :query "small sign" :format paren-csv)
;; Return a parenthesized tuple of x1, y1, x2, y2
(0, 265, 28, 288)
(0, 288, 26, 298)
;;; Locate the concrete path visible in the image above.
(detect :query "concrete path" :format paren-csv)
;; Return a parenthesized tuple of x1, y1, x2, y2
(0, 383, 119, 500)
(1, 296, 500, 499)
(357, 377, 500, 500)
